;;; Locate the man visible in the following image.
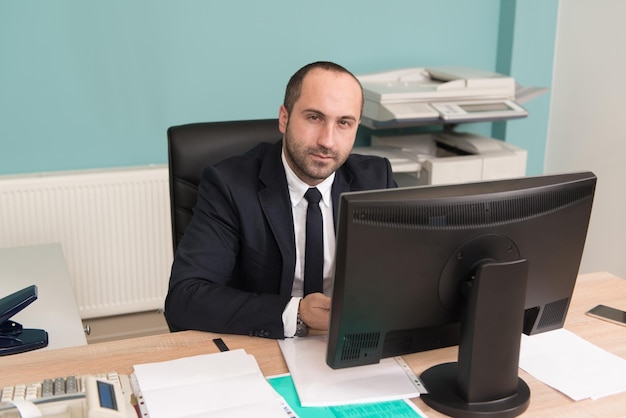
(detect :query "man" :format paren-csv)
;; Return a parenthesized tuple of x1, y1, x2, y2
(165, 61, 396, 338)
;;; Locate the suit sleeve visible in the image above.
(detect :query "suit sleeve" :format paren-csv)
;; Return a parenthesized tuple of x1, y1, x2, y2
(384, 158, 397, 188)
(164, 165, 290, 338)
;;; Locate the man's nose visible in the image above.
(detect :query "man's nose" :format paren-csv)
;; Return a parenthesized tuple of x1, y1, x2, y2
(317, 123, 335, 149)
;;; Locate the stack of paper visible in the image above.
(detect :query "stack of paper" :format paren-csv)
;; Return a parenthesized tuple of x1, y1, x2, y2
(278, 335, 421, 407)
(131, 349, 293, 418)
(268, 374, 428, 418)
(519, 329, 626, 401)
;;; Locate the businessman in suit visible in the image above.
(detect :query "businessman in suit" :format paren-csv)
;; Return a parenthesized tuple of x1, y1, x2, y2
(165, 61, 396, 338)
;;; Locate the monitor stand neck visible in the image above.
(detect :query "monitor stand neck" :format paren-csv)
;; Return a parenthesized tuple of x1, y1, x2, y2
(420, 259, 531, 418)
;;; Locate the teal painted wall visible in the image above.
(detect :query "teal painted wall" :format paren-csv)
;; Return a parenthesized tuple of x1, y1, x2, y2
(493, 0, 559, 175)
(0, 1, 557, 176)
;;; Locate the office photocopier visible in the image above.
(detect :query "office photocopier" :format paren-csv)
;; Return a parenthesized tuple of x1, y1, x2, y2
(352, 66, 539, 186)
(354, 131, 527, 187)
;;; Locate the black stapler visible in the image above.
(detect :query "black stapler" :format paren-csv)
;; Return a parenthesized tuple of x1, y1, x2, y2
(0, 285, 48, 356)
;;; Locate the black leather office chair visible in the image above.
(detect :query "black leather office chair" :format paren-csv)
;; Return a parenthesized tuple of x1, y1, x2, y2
(167, 119, 281, 253)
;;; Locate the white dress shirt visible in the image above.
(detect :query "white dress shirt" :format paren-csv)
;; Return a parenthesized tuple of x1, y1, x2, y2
(281, 150, 336, 337)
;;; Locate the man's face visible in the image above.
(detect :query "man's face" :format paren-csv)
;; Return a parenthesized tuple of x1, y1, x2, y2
(279, 68, 362, 186)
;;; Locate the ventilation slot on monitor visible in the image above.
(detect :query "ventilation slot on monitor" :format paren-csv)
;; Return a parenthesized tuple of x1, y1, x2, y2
(537, 298, 570, 330)
(340, 332, 380, 362)
(351, 181, 595, 230)
(523, 306, 540, 335)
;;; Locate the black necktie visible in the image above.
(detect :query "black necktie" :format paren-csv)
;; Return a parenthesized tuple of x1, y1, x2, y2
(304, 188, 323, 296)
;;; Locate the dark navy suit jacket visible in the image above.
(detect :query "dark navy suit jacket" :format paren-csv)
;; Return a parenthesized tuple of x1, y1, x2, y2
(165, 140, 395, 338)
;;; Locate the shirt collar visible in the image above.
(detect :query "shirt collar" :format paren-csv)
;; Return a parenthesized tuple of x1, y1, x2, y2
(282, 150, 334, 208)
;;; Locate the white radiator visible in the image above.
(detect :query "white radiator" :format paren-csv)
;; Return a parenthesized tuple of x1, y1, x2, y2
(0, 166, 173, 319)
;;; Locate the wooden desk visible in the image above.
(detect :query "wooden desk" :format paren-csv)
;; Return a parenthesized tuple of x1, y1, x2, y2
(1, 272, 625, 417)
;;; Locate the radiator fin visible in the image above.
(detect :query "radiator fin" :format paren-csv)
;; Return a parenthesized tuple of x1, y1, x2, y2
(0, 166, 172, 319)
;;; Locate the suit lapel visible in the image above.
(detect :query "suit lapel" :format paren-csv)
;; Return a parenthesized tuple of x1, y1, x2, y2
(331, 166, 354, 230)
(258, 142, 296, 296)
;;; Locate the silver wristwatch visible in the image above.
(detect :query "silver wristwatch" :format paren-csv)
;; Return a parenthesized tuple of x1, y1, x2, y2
(295, 311, 309, 337)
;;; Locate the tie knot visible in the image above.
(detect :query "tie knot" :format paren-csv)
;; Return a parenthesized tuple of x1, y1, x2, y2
(304, 188, 322, 205)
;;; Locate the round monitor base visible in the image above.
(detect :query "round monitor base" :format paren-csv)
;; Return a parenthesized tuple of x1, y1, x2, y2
(421, 362, 530, 418)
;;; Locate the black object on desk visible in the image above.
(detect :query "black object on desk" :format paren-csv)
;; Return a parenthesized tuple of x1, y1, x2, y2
(0, 285, 49, 356)
(213, 338, 230, 352)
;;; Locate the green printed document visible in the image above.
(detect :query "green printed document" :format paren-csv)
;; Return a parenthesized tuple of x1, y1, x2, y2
(268, 374, 427, 418)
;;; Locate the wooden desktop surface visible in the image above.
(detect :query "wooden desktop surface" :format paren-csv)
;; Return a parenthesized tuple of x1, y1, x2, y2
(2, 272, 625, 417)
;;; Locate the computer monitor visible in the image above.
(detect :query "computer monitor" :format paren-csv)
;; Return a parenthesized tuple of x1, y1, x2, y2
(326, 171, 596, 417)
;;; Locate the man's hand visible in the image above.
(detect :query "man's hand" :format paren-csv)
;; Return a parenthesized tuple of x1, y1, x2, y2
(299, 293, 331, 331)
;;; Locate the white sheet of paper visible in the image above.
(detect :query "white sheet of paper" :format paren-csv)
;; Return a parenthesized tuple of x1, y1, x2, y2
(519, 329, 626, 401)
(278, 335, 419, 407)
(132, 349, 289, 418)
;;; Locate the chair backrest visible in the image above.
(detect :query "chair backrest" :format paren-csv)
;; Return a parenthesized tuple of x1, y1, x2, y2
(167, 119, 281, 252)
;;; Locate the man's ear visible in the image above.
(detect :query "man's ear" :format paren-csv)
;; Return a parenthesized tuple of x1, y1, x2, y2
(278, 105, 288, 134)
